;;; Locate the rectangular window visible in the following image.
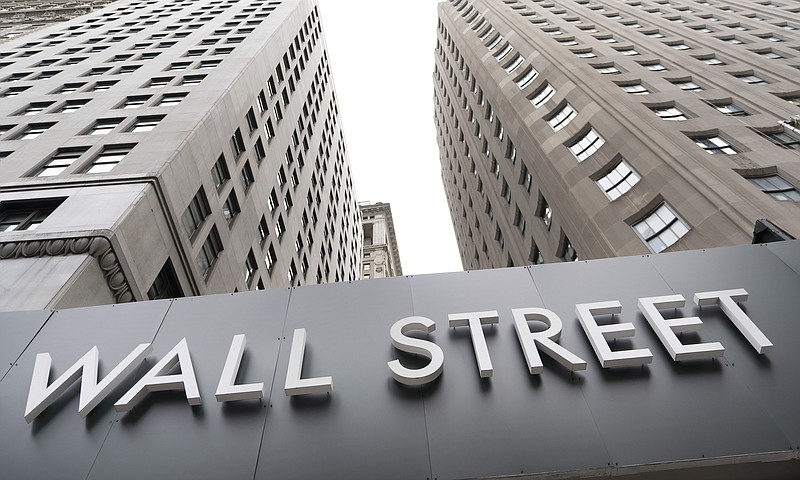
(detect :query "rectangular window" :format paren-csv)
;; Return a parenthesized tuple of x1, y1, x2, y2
(633, 203, 690, 253)
(265, 244, 277, 273)
(147, 259, 184, 300)
(128, 115, 164, 132)
(147, 77, 172, 88)
(15, 123, 55, 140)
(515, 66, 538, 89)
(243, 250, 257, 285)
(211, 154, 230, 190)
(241, 161, 255, 191)
(0, 198, 64, 232)
(34, 147, 89, 177)
(538, 197, 552, 228)
(86, 118, 123, 135)
(596, 159, 640, 200)
(547, 103, 577, 131)
(747, 175, 800, 201)
(120, 95, 150, 109)
(245, 108, 258, 133)
(254, 137, 266, 163)
(223, 191, 240, 224)
(530, 83, 555, 108)
(693, 135, 738, 154)
(158, 92, 188, 106)
(181, 187, 211, 240)
(59, 99, 90, 113)
(258, 215, 269, 245)
(652, 106, 687, 120)
(195, 225, 223, 278)
(230, 128, 245, 158)
(84, 144, 134, 173)
(568, 128, 605, 161)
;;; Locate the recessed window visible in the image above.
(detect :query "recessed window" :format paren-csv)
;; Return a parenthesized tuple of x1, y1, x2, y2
(712, 101, 748, 116)
(92, 80, 117, 92)
(618, 47, 640, 56)
(652, 106, 687, 120)
(596, 159, 640, 200)
(181, 187, 211, 239)
(147, 77, 172, 88)
(243, 250, 258, 286)
(574, 49, 597, 58)
(633, 203, 690, 253)
(700, 56, 725, 65)
(158, 92, 188, 106)
(758, 129, 800, 150)
(538, 197, 552, 229)
(15, 123, 55, 140)
(529, 82, 556, 108)
(735, 73, 767, 84)
(547, 103, 577, 131)
(673, 80, 703, 91)
(758, 50, 783, 59)
(594, 64, 620, 74)
(34, 147, 89, 177)
(196, 225, 223, 279)
(241, 160, 255, 191)
(147, 259, 184, 300)
(693, 135, 738, 154)
(211, 154, 230, 191)
(223, 191, 240, 224)
(129, 115, 164, 132)
(230, 128, 245, 158)
(84, 144, 135, 173)
(86, 118, 123, 135)
(643, 30, 665, 38)
(58, 99, 90, 113)
(167, 61, 191, 71)
(747, 175, 800, 201)
(621, 82, 650, 95)
(120, 95, 150, 109)
(560, 236, 579, 262)
(721, 36, 743, 44)
(504, 53, 524, 73)
(17, 102, 53, 116)
(669, 42, 691, 50)
(199, 59, 221, 69)
(181, 74, 205, 86)
(0, 198, 64, 232)
(568, 128, 605, 161)
(514, 66, 538, 89)
(644, 62, 667, 71)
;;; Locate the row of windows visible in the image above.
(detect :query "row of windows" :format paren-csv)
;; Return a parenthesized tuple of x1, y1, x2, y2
(438, 3, 799, 266)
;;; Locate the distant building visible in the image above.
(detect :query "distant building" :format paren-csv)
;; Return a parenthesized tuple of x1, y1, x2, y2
(434, 0, 799, 270)
(0, 0, 362, 311)
(359, 202, 402, 279)
(0, 0, 119, 43)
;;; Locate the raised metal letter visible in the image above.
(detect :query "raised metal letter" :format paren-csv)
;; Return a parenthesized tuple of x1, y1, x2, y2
(215, 334, 265, 402)
(284, 328, 333, 396)
(24, 343, 152, 422)
(639, 295, 724, 361)
(576, 301, 653, 368)
(694, 289, 773, 354)
(448, 310, 498, 378)
(388, 316, 444, 386)
(115, 338, 201, 412)
(512, 307, 586, 374)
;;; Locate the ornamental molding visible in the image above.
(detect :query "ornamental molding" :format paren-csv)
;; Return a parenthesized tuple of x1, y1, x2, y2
(0, 235, 134, 303)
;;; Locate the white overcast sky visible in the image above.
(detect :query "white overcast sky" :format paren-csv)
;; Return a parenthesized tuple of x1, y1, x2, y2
(317, 0, 463, 275)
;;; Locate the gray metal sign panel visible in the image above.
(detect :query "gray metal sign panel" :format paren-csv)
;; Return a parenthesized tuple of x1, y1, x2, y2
(0, 242, 799, 479)
(0, 300, 170, 480)
(0, 309, 52, 379)
(256, 276, 431, 480)
(411, 267, 610, 479)
(86, 289, 289, 480)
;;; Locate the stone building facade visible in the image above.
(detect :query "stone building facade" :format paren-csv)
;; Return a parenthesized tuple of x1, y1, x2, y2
(0, 0, 362, 311)
(0, 1, 119, 44)
(434, 0, 800, 270)
(359, 201, 402, 279)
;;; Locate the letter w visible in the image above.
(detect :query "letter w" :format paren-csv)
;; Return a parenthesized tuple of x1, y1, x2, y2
(24, 344, 152, 423)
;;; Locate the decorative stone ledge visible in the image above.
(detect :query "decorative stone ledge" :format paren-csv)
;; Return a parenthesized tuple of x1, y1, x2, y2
(0, 236, 134, 303)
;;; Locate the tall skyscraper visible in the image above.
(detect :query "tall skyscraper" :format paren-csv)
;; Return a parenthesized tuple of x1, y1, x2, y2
(359, 201, 402, 279)
(0, 0, 362, 311)
(0, 0, 119, 43)
(434, 0, 800, 270)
